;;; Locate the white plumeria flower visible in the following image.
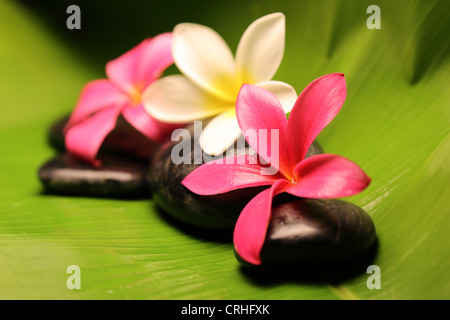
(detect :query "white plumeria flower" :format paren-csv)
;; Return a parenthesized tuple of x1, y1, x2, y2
(142, 12, 297, 155)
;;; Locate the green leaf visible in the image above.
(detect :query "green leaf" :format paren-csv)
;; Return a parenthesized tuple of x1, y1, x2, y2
(0, 0, 448, 299)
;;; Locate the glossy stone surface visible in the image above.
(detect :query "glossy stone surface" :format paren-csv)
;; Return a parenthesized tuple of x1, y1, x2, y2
(148, 122, 324, 230)
(235, 197, 376, 267)
(39, 153, 149, 198)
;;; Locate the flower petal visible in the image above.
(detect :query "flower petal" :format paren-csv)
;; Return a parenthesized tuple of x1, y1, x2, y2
(236, 84, 291, 177)
(172, 22, 238, 101)
(199, 108, 242, 156)
(64, 79, 126, 131)
(287, 153, 371, 199)
(134, 33, 174, 87)
(65, 105, 122, 165)
(105, 34, 173, 95)
(235, 13, 285, 83)
(142, 75, 230, 123)
(286, 73, 347, 168)
(122, 104, 183, 142)
(256, 80, 297, 114)
(233, 179, 291, 266)
(182, 155, 280, 195)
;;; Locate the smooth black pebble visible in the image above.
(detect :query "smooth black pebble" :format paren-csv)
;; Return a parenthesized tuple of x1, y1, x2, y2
(236, 197, 376, 267)
(39, 153, 149, 198)
(148, 122, 324, 230)
(40, 114, 168, 197)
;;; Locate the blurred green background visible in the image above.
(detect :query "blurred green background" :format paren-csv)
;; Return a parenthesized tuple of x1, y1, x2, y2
(0, 0, 449, 299)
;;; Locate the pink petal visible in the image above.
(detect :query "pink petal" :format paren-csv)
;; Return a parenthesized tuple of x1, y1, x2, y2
(286, 73, 347, 169)
(182, 155, 281, 195)
(233, 179, 291, 266)
(65, 105, 122, 165)
(64, 79, 127, 131)
(122, 104, 183, 142)
(236, 84, 291, 178)
(287, 153, 371, 199)
(106, 33, 173, 95)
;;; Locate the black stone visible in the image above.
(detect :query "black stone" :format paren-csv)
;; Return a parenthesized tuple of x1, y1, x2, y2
(236, 197, 376, 267)
(148, 122, 324, 230)
(48, 115, 160, 161)
(39, 153, 149, 198)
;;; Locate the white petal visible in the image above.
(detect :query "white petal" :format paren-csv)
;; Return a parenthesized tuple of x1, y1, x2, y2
(199, 108, 242, 156)
(235, 12, 285, 83)
(173, 23, 238, 101)
(256, 80, 297, 113)
(142, 75, 229, 123)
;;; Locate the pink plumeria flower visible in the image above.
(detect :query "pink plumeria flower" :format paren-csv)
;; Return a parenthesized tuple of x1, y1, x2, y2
(64, 33, 182, 165)
(182, 73, 371, 266)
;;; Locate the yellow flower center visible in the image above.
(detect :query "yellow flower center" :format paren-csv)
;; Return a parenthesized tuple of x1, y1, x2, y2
(128, 83, 144, 106)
